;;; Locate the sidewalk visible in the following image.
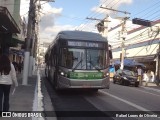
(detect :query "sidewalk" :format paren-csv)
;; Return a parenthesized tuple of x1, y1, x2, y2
(0, 73, 37, 120)
(10, 73, 37, 112)
(1, 70, 55, 120)
(141, 81, 160, 93)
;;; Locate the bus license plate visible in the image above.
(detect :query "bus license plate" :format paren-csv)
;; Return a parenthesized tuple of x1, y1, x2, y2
(82, 84, 91, 88)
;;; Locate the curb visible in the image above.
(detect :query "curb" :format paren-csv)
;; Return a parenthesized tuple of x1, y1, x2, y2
(32, 69, 45, 120)
(141, 86, 160, 93)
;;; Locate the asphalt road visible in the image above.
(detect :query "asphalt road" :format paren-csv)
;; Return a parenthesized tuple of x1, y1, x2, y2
(40, 69, 160, 120)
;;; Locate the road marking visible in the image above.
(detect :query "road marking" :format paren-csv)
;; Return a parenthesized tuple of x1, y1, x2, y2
(99, 90, 150, 111)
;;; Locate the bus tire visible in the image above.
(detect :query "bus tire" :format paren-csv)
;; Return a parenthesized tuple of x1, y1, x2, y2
(45, 69, 48, 79)
(135, 82, 139, 87)
(113, 79, 116, 84)
(92, 89, 98, 92)
(53, 72, 58, 89)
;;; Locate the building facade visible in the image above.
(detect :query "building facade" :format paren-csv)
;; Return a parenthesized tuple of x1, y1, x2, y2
(108, 19, 160, 76)
(0, 0, 26, 63)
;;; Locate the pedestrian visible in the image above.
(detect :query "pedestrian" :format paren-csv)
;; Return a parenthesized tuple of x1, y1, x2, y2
(0, 54, 18, 115)
(143, 70, 149, 86)
(143, 70, 148, 81)
(150, 70, 155, 82)
(18, 62, 23, 73)
(137, 66, 142, 86)
(145, 70, 151, 86)
(12, 60, 18, 73)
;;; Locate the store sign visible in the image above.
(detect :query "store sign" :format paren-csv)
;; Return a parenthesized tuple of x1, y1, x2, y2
(68, 41, 104, 48)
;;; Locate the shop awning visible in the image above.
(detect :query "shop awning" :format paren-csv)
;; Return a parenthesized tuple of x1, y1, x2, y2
(114, 59, 146, 68)
(9, 37, 24, 47)
(12, 38, 24, 44)
(0, 6, 20, 33)
(10, 48, 24, 56)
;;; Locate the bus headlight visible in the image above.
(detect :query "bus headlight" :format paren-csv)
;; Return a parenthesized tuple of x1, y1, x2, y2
(59, 71, 68, 77)
(103, 72, 109, 78)
(60, 72, 65, 76)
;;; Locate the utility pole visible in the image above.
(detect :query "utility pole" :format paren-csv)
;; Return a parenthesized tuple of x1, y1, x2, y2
(100, 6, 130, 70)
(34, 0, 41, 70)
(120, 17, 129, 70)
(22, 0, 55, 85)
(22, 0, 35, 85)
(28, 0, 37, 77)
(100, 6, 131, 15)
(86, 15, 110, 36)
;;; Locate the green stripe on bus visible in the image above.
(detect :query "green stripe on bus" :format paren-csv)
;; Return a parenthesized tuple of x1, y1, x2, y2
(69, 72, 103, 79)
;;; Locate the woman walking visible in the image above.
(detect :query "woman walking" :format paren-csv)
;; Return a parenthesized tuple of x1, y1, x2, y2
(0, 54, 18, 114)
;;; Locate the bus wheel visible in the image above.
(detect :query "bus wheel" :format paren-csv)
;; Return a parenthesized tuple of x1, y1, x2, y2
(45, 69, 48, 79)
(113, 79, 116, 84)
(92, 89, 98, 92)
(135, 82, 139, 87)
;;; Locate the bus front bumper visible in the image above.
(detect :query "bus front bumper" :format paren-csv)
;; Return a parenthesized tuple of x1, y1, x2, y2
(57, 75, 110, 89)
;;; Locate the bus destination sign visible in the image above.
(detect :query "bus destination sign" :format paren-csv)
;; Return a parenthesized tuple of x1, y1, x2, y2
(68, 41, 104, 48)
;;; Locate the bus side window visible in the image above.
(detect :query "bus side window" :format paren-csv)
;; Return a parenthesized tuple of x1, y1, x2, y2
(109, 50, 112, 59)
(108, 45, 113, 59)
(51, 50, 54, 66)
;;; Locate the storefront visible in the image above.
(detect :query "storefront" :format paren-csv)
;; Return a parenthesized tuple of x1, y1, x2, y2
(0, 6, 20, 55)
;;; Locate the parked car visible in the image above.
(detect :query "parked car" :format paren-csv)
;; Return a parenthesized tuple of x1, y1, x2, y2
(113, 69, 139, 87)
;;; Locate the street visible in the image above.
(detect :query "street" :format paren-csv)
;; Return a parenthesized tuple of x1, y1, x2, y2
(40, 69, 160, 120)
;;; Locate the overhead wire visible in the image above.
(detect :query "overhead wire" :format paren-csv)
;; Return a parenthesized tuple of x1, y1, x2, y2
(112, 2, 159, 43)
(131, 1, 160, 17)
(78, 0, 118, 31)
(116, 1, 160, 33)
(74, 0, 160, 57)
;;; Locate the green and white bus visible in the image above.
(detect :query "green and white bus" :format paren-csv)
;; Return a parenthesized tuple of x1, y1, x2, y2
(45, 30, 111, 91)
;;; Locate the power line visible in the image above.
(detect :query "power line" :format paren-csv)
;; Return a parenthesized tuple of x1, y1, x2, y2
(131, 1, 160, 17)
(77, 0, 118, 31)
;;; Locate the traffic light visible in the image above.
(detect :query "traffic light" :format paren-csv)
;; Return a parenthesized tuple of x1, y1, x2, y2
(132, 18, 152, 27)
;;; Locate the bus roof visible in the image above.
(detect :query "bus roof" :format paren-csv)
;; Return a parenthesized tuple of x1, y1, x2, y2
(57, 30, 107, 42)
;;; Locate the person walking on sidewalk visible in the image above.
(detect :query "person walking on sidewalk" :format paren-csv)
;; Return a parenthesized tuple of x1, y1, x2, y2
(137, 66, 143, 86)
(0, 54, 18, 114)
(143, 69, 150, 86)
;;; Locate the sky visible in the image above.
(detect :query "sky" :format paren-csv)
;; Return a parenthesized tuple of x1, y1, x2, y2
(20, 0, 160, 43)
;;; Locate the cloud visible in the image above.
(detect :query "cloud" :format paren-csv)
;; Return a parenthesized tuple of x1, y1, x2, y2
(20, 0, 30, 17)
(20, 0, 63, 43)
(40, 14, 55, 30)
(39, 24, 76, 42)
(20, 0, 133, 44)
(76, 22, 98, 32)
(39, 3, 63, 30)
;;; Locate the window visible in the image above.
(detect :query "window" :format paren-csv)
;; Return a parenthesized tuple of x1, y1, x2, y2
(60, 48, 106, 70)
(86, 49, 106, 70)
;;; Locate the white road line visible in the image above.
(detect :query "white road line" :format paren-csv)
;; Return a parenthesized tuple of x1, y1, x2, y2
(99, 90, 150, 111)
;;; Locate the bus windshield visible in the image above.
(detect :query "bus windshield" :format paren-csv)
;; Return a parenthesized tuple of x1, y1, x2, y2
(60, 48, 106, 70)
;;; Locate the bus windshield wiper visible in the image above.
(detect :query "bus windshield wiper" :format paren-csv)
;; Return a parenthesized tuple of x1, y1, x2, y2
(72, 59, 83, 72)
(89, 60, 101, 72)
